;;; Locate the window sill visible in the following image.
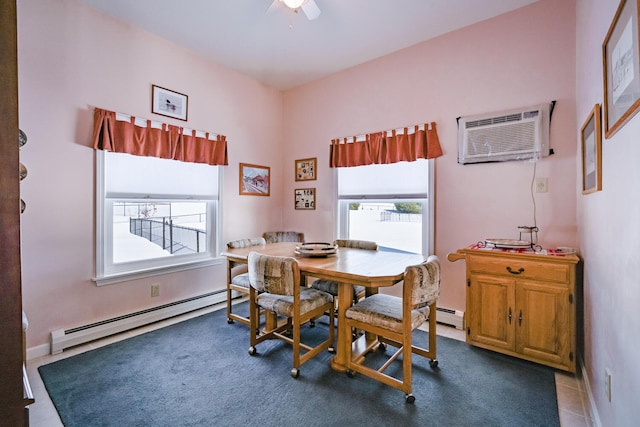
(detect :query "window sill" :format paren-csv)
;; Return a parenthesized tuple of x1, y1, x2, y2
(93, 257, 224, 286)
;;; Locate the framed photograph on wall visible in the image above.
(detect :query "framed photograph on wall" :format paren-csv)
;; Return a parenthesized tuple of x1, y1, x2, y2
(240, 163, 270, 196)
(603, 0, 640, 138)
(294, 188, 315, 210)
(152, 85, 188, 121)
(295, 157, 317, 181)
(581, 104, 603, 194)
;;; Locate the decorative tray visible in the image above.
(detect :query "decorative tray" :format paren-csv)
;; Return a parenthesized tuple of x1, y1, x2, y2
(484, 238, 532, 249)
(295, 242, 338, 257)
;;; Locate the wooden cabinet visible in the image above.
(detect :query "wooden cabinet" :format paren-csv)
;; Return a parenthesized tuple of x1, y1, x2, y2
(449, 248, 580, 372)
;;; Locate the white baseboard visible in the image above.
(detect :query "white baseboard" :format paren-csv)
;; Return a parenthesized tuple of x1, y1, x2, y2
(27, 343, 52, 361)
(49, 291, 226, 355)
(436, 306, 465, 330)
(581, 359, 602, 427)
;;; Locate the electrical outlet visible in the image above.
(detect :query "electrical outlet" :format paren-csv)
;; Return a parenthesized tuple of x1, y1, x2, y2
(151, 284, 160, 297)
(535, 177, 548, 193)
(605, 368, 612, 402)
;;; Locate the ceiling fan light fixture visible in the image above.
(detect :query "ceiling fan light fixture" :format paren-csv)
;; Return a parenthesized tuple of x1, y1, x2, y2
(282, 0, 307, 9)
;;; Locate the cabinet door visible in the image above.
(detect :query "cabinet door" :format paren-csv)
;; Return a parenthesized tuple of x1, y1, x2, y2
(468, 274, 516, 351)
(516, 280, 572, 368)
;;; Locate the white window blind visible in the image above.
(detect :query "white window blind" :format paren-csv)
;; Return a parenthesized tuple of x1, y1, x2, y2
(337, 159, 429, 198)
(105, 151, 218, 198)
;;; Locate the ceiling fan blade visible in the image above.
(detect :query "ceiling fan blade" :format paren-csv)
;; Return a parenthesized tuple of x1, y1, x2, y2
(266, 0, 279, 13)
(301, 0, 321, 20)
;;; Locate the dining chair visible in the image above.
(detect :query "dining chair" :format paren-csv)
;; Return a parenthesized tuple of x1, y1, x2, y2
(225, 237, 267, 326)
(310, 239, 378, 309)
(262, 231, 305, 243)
(344, 255, 441, 404)
(247, 252, 335, 378)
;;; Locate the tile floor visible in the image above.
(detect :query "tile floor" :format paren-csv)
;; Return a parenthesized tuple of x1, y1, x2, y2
(26, 303, 593, 426)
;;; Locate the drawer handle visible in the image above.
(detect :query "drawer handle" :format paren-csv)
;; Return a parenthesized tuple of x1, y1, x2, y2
(506, 266, 524, 275)
(508, 307, 512, 324)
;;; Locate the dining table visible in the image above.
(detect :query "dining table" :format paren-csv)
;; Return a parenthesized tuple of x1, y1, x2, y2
(221, 241, 425, 372)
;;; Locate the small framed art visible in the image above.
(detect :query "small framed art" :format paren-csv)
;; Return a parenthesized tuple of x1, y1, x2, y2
(295, 157, 317, 181)
(240, 163, 270, 196)
(602, 0, 640, 138)
(294, 188, 316, 210)
(152, 85, 188, 121)
(581, 104, 603, 194)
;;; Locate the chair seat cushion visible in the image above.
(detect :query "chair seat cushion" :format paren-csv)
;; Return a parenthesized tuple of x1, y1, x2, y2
(311, 279, 365, 298)
(345, 294, 429, 334)
(258, 288, 333, 317)
(231, 272, 250, 288)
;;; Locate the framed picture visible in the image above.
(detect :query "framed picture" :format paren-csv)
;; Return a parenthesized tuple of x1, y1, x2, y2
(152, 85, 188, 121)
(603, 0, 640, 138)
(295, 157, 317, 181)
(581, 104, 603, 194)
(294, 188, 316, 210)
(239, 163, 270, 196)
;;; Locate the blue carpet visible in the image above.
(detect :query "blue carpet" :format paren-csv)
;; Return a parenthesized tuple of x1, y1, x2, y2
(39, 306, 559, 426)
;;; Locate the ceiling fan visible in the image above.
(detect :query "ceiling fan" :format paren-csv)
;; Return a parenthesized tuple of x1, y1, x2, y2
(268, 0, 321, 21)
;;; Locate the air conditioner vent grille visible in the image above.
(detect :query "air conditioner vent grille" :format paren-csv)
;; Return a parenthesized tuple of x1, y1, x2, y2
(458, 103, 550, 164)
(466, 122, 536, 157)
(465, 113, 523, 129)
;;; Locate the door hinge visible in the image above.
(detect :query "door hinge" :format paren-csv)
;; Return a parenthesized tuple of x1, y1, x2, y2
(569, 294, 573, 304)
(570, 351, 574, 362)
(467, 327, 471, 335)
(467, 279, 471, 287)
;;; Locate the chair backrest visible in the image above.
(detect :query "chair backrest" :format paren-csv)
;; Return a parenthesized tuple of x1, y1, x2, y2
(226, 237, 266, 249)
(404, 255, 441, 309)
(263, 231, 305, 243)
(334, 239, 378, 251)
(248, 252, 300, 296)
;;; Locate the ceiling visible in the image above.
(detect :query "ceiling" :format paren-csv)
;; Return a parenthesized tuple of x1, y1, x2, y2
(79, 0, 538, 91)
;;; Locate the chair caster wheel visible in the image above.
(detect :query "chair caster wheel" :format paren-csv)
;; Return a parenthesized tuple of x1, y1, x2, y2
(248, 346, 257, 356)
(405, 394, 415, 404)
(309, 320, 315, 328)
(377, 342, 387, 352)
(346, 370, 355, 378)
(328, 346, 335, 354)
(429, 359, 438, 368)
(290, 368, 300, 378)
(227, 319, 234, 324)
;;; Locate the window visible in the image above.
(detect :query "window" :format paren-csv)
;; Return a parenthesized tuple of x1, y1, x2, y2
(336, 159, 434, 255)
(95, 150, 220, 285)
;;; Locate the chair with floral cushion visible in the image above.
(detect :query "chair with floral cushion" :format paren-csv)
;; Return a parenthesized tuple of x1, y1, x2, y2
(262, 231, 305, 244)
(225, 237, 266, 326)
(247, 251, 334, 378)
(344, 255, 441, 404)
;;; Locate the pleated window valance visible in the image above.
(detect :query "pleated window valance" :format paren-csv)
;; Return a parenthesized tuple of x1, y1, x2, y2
(92, 108, 228, 166)
(330, 122, 443, 168)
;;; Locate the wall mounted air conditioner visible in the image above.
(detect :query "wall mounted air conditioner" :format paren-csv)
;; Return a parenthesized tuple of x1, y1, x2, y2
(458, 103, 552, 164)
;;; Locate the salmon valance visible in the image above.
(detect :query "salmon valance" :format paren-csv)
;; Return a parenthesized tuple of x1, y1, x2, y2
(92, 108, 228, 166)
(329, 123, 442, 168)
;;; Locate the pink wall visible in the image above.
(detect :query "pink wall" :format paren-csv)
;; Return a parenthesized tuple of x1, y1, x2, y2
(18, 0, 639, 422)
(282, 0, 577, 310)
(18, 0, 285, 349)
(17, 0, 580, 359)
(576, 0, 640, 424)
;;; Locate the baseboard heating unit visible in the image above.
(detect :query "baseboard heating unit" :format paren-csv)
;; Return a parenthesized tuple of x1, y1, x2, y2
(50, 291, 226, 354)
(435, 306, 465, 330)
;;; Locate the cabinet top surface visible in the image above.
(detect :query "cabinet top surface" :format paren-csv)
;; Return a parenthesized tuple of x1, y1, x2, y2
(449, 243, 580, 264)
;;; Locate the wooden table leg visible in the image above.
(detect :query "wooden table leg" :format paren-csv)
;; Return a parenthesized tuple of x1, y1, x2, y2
(330, 282, 353, 372)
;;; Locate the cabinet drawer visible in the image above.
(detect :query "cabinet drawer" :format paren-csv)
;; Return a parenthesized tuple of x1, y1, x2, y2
(468, 256, 570, 283)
